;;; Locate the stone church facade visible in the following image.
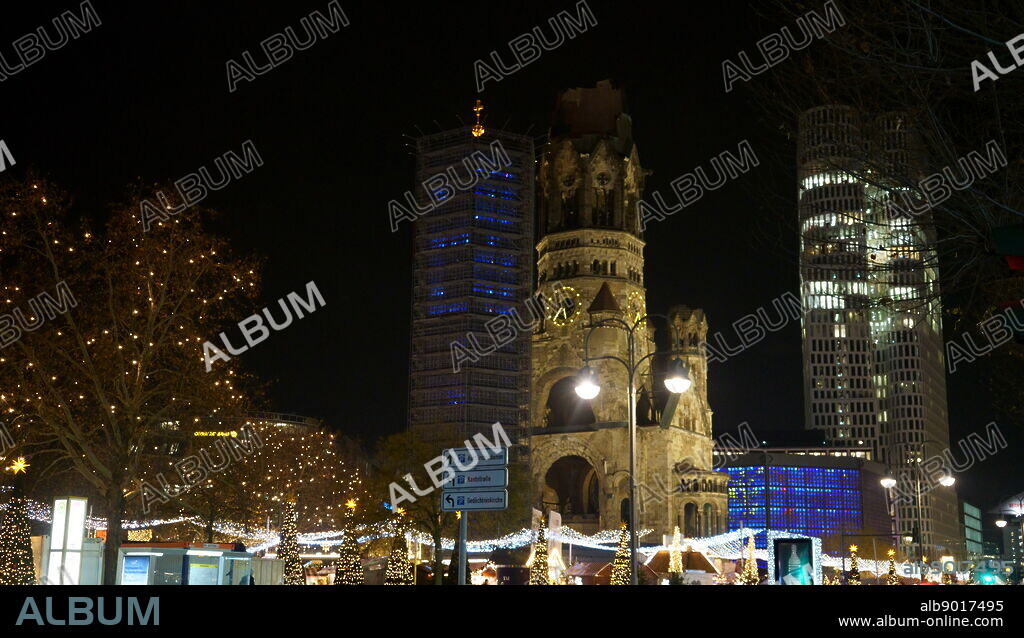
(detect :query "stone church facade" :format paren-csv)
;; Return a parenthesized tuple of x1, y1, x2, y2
(528, 81, 727, 542)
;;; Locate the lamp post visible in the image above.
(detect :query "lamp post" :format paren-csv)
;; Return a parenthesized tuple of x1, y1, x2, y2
(573, 314, 690, 586)
(880, 476, 902, 558)
(881, 438, 955, 567)
(994, 496, 1024, 583)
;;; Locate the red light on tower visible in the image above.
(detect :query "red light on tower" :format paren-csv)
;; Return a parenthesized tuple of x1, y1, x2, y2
(993, 224, 1024, 343)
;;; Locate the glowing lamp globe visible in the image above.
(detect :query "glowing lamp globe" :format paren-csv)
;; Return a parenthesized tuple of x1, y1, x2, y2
(664, 359, 692, 394)
(574, 366, 600, 400)
(995, 519, 1007, 528)
(880, 477, 897, 489)
(938, 474, 956, 487)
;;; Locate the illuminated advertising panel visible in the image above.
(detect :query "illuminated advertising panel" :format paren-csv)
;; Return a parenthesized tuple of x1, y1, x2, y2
(48, 496, 88, 584)
(774, 538, 813, 585)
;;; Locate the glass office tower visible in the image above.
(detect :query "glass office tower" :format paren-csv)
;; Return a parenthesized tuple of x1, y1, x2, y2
(797, 105, 960, 557)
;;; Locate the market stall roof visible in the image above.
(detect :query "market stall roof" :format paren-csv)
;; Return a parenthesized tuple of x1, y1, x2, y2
(646, 549, 718, 574)
(564, 561, 609, 577)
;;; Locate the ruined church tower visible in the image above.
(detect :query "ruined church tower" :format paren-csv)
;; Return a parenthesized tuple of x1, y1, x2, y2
(529, 81, 727, 540)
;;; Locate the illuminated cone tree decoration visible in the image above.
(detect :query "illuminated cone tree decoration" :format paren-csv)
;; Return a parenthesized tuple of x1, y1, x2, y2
(610, 522, 631, 585)
(847, 545, 861, 585)
(335, 499, 362, 585)
(735, 534, 760, 585)
(886, 549, 902, 585)
(669, 526, 683, 574)
(529, 525, 550, 585)
(279, 497, 304, 585)
(384, 510, 412, 585)
(0, 458, 35, 585)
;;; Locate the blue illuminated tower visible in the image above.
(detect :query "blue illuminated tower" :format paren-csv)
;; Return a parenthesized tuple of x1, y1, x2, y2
(407, 117, 535, 445)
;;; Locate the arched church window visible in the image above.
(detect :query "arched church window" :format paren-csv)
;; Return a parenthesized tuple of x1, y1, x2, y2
(703, 503, 715, 535)
(683, 502, 698, 537)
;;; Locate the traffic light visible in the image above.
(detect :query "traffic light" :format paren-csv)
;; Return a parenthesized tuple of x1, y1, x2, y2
(993, 224, 1024, 343)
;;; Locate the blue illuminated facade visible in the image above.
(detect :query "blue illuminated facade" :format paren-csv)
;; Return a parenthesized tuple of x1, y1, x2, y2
(408, 126, 535, 444)
(722, 451, 891, 554)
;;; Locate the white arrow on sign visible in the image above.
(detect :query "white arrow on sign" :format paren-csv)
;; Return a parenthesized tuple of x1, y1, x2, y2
(441, 489, 508, 512)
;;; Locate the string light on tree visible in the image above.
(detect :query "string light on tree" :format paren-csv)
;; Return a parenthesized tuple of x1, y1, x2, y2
(0, 176, 267, 584)
(384, 510, 412, 586)
(0, 458, 35, 585)
(847, 545, 861, 585)
(610, 523, 631, 585)
(279, 497, 304, 585)
(335, 499, 362, 585)
(886, 549, 902, 585)
(669, 526, 683, 575)
(528, 525, 550, 585)
(735, 534, 760, 585)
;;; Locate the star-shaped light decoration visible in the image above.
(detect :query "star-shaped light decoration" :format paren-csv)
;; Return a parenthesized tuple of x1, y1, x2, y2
(887, 549, 896, 558)
(345, 498, 358, 511)
(6, 456, 29, 474)
(849, 544, 858, 553)
(395, 506, 406, 516)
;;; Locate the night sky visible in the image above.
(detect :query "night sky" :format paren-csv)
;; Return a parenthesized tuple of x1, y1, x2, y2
(1, 1, 1013, 510)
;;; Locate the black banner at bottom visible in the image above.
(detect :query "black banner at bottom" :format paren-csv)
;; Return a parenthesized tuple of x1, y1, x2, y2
(0, 585, 1018, 634)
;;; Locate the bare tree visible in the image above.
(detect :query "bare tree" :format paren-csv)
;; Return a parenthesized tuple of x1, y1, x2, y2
(0, 174, 261, 583)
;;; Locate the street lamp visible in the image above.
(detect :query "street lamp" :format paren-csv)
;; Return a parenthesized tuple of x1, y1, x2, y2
(663, 358, 692, 394)
(573, 313, 688, 586)
(573, 366, 601, 400)
(879, 476, 902, 563)
(882, 440, 956, 564)
(993, 496, 1024, 582)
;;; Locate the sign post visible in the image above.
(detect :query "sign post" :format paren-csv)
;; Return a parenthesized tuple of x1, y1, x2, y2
(441, 446, 509, 585)
(458, 512, 468, 586)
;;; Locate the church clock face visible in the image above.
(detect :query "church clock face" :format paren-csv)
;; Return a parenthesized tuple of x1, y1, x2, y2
(549, 285, 581, 327)
(626, 291, 646, 328)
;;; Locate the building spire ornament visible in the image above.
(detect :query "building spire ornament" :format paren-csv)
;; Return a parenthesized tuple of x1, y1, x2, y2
(471, 99, 485, 137)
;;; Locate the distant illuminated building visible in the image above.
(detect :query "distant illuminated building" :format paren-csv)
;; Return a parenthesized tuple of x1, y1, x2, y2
(797, 105, 959, 557)
(721, 450, 890, 554)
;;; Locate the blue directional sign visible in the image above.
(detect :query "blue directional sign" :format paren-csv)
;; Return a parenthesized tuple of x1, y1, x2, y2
(443, 468, 508, 490)
(441, 490, 508, 512)
(444, 447, 507, 467)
